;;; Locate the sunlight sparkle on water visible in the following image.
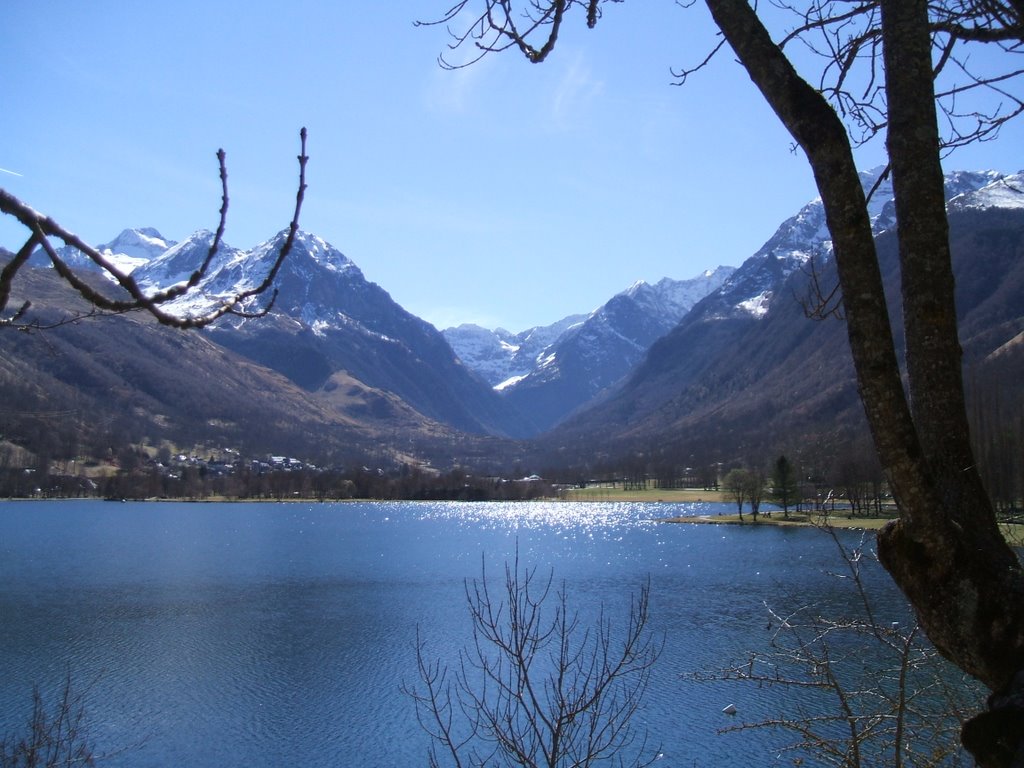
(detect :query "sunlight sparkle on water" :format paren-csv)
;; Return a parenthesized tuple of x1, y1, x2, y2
(413, 500, 664, 532)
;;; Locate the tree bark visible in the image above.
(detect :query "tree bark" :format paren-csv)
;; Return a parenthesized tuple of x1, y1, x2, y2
(876, 3, 1024, 762)
(704, 0, 1024, 763)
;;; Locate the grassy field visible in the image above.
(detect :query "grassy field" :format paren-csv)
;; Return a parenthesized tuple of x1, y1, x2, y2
(559, 487, 1024, 542)
(663, 512, 1024, 544)
(560, 487, 727, 503)
(662, 511, 895, 530)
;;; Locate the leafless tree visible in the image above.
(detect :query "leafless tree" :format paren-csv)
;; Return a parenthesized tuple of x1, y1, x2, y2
(765, 0, 1024, 152)
(710, 528, 981, 767)
(0, 128, 308, 331)
(405, 551, 662, 768)
(420, 3, 1024, 762)
(723, 467, 751, 521)
(746, 464, 767, 522)
(1, 675, 97, 768)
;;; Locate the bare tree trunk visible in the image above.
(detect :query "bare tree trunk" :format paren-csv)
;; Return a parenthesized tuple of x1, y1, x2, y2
(702, 0, 936, 512)
(875, 0, 1024, 679)
(704, 0, 1024, 763)
(874, 4, 1024, 762)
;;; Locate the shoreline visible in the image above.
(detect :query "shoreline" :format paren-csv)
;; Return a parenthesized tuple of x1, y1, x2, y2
(660, 512, 895, 531)
(5, 496, 1022, 543)
(661, 512, 1024, 546)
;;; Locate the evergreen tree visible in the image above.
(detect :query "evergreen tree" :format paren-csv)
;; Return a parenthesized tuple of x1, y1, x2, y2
(771, 455, 799, 520)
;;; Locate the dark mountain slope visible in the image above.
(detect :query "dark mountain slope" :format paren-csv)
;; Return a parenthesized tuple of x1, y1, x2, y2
(497, 270, 734, 433)
(950, 208, 1024, 356)
(0, 268, 464, 466)
(541, 204, 1024, 466)
(132, 229, 537, 439)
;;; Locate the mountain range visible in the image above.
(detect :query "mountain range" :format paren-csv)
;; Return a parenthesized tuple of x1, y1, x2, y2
(134, 228, 534, 439)
(537, 169, 1024, 473)
(443, 267, 734, 432)
(2, 167, 1021, 475)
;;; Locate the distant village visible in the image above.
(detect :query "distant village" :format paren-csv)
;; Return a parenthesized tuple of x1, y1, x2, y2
(2, 444, 558, 503)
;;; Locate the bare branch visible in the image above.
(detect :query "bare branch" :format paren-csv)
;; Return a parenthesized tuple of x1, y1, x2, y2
(0, 236, 37, 327)
(798, 251, 845, 320)
(766, 0, 1024, 151)
(700, 524, 981, 765)
(0, 128, 308, 331)
(405, 547, 662, 767)
(417, 1, 621, 69)
(670, 35, 729, 85)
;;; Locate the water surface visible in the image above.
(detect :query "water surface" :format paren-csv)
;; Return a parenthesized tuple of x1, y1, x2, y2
(0, 500, 920, 766)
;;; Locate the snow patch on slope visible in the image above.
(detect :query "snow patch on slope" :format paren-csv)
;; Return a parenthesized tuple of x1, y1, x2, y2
(737, 290, 772, 318)
(727, 168, 1012, 319)
(949, 171, 1024, 211)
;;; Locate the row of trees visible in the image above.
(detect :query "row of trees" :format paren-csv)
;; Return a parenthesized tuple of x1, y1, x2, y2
(721, 452, 893, 523)
(6, 431, 1016, 517)
(2, 460, 556, 503)
(563, 402, 1023, 517)
(713, 399, 1024, 523)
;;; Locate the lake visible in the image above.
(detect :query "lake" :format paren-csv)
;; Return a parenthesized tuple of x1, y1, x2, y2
(0, 500, 963, 766)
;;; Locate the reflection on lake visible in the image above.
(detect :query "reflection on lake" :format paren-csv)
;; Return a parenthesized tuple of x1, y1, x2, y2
(0, 500, 958, 766)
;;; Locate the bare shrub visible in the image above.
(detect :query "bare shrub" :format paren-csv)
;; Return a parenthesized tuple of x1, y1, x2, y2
(1, 675, 96, 768)
(406, 550, 662, 768)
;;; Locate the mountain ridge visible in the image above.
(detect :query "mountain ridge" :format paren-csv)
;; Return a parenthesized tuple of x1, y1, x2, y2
(483, 266, 736, 432)
(3, 167, 1021, 476)
(534, 169, 1024, 470)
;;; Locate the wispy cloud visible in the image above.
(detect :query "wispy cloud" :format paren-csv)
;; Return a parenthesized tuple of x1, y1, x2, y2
(423, 53, 500, 114)
(550, 53, 603, 131)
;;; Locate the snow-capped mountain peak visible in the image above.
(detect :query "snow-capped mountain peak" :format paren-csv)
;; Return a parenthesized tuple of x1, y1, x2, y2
(29, 226, 176, 276)
(444, 266, 737, 432)
(243, 228, 357, 271)
(624, 279, 649, 296)
(134, 230, 240, 293)
(98, 227, 176, 273)
(444, 316, 586, 389)
(130, 227, 371, 327)
(719, 167, 1013, 319)
(291, 229, 358, 274)
(948, 171, 1024, 211)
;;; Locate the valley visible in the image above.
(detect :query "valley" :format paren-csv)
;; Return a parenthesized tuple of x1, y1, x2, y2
(2, 169, 1023, 506)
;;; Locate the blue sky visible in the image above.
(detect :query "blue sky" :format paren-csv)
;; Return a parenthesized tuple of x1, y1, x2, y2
(3, 2, 1021, 332)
